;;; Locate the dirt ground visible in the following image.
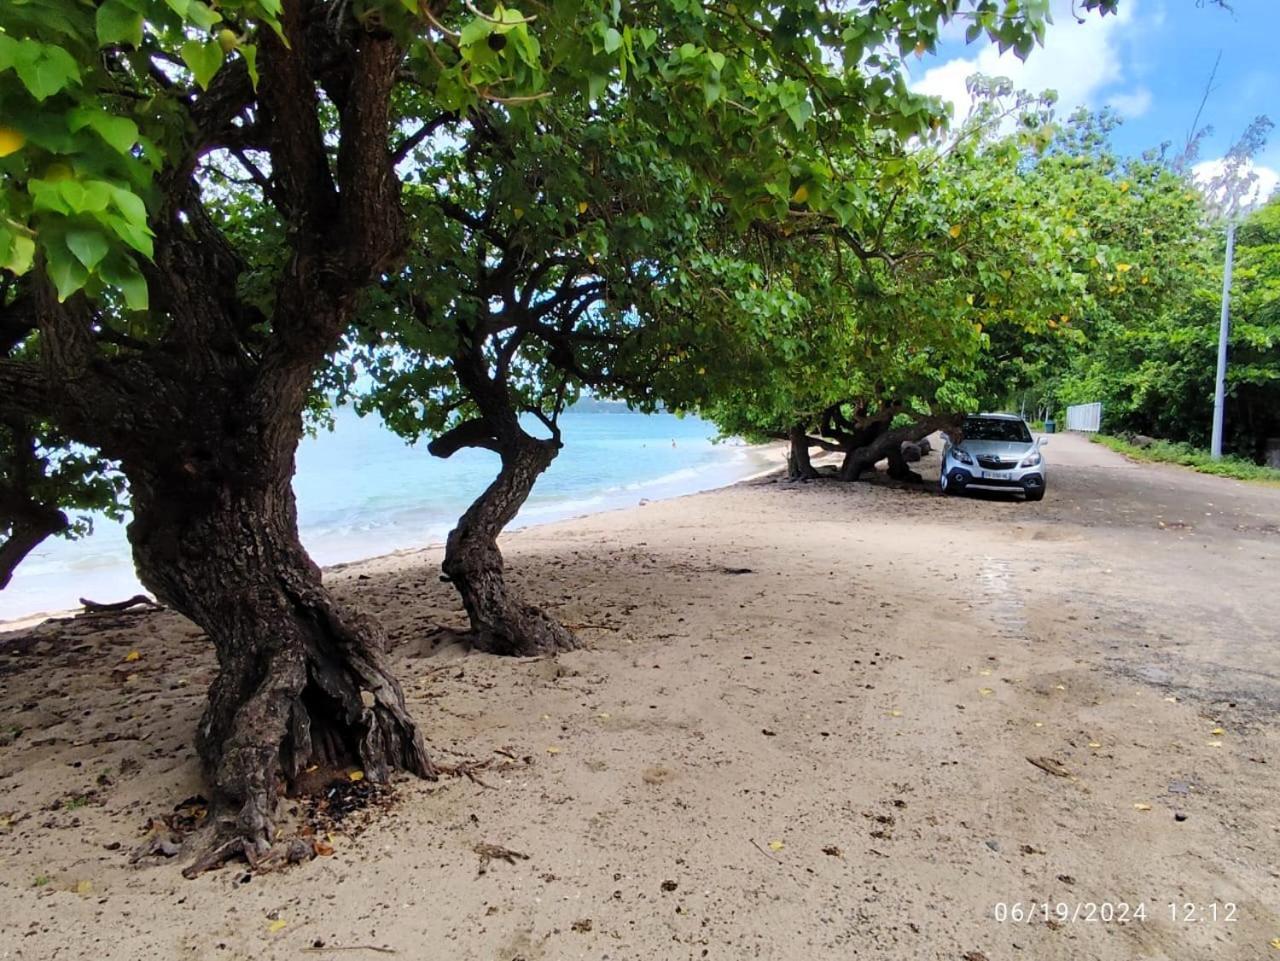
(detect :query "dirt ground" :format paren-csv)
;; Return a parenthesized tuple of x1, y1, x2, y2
(1, 432, 1278, 961)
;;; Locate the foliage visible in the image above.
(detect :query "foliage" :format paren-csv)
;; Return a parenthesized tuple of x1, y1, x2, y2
(691, 96, 1110, 457)
(1092, 433, 1280, 484)
(1054, 192, 1279, 460)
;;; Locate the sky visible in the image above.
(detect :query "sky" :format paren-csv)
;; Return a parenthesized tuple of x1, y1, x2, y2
(908, 0, 1279, 202)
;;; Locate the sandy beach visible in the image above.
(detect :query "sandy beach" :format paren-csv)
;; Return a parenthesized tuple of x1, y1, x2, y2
(2, 434, 1278, 961)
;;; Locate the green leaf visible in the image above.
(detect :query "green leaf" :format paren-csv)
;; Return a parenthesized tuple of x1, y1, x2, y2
(459, 18, 494, 47)
(785, 99, 813, 131)
(66, 227, 110, 270)
(240, 44, 259, 89)
(70, 108, 140, 155)
(0, 230, 35, 275)
(603, 27, 623, 54)
(96, 0, 145, 47)
(180, 39, 224, 90)
(46, 239, 90, 302)
(13, 42, 81, 101)
(185, 0, 223, 29)
(101, 255, 149, 311)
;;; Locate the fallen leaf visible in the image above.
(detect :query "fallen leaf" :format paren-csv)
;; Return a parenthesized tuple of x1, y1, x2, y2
(978, 688, 994, 697)
(1088, 741, 1102, 748)
(546, 746, 561, 755)
(347, 770, 364, 782)
(887, 710, 902, 717)
(978, 668, 993, 676)
(267, 918, 287, 933)
(768, 840, 784, 851)
(1211, 727, 1225, 736)
(123, 651, 141, 662)
(597, 713, 610, 720)
(1054, 684, 1066, 690)
(74, 879, 93, 895)
(1163, 696, 1178, 702)
(313, 839, 334, 857)
(1033, 721, 1044, 728)
(1269, 936, 1280, 950)
(1134, 803, 1152, 811)
(1207, 741, 1223, 748)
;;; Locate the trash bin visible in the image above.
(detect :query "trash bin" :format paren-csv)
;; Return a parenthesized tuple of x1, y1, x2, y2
(1044, 419, 1056, 433)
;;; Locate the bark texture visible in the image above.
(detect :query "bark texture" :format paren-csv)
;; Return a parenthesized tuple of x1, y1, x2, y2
(439, 430, 579, 656)
(126, 422, 431, 854)
(430, 334, 579, 657)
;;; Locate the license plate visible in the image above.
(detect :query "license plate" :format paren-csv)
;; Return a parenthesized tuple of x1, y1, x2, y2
(982, 470, 1006, 479)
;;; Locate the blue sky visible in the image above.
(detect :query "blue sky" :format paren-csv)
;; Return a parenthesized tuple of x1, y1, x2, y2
(908, 0, 1279, 196)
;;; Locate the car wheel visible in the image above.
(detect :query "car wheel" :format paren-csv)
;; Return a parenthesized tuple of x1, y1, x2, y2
(1025, 486, 1045, 502)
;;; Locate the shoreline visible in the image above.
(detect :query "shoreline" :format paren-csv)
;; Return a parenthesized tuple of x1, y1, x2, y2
(0, 441, 786, 633)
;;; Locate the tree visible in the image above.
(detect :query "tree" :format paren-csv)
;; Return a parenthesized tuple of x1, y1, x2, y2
(341, 10, 1103, 656)
(1040, 115, 1276, 458)
(0, 0, 1110, 861)
(693, 89, 1099, 482)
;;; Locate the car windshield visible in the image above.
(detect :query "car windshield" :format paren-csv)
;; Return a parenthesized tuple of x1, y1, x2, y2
(963, 417, 1032, 443)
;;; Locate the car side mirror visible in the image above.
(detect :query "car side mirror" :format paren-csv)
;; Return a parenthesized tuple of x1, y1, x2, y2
(939, 432, 951, 445)
(1038, 437, 1049, 447)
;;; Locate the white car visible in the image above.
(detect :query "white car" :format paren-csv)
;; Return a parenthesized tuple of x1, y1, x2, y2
(939, 413, 1047, 502)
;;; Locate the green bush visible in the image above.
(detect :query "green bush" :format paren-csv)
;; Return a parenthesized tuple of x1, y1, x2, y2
(1091, 434, 1280, 483)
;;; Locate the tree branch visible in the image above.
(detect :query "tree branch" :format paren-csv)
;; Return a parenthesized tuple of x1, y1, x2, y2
(427, 418, 500, 458)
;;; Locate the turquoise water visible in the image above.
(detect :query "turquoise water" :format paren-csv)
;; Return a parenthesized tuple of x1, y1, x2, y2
(2, 407, 773, 622)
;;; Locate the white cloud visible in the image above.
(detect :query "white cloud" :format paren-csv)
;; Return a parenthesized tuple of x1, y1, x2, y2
(1192, 159, 1279, 212)
(911, 0, 1142, 120)
(1106, 87, 1152, 119)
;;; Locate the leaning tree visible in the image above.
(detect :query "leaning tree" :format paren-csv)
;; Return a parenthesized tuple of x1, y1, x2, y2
(1, 0, 1112, 862)
(341, 10, 1113, 656)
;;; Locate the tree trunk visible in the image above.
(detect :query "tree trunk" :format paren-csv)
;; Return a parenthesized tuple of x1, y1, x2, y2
(440, 432, 579, 657)
(838, 420, 891, 480)
(0, 505, 68, 590)
(125, 425, 432, 858)
(787, 424, 820, 480)
(885, 444, 924, 484)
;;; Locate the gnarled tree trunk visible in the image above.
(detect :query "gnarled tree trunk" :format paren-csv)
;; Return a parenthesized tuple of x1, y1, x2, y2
(437, 429, 579, 657)
(125, 418, 432, 858)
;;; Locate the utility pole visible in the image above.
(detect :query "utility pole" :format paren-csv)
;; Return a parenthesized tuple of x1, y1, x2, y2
(1210, 221, 1235, 459)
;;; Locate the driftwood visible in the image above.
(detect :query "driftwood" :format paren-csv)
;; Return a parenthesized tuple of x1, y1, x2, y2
(79, 594, 162, 614)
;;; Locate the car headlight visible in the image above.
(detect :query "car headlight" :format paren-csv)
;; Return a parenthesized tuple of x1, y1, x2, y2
(951, 448, 974, 465)
(1020, 451, 1042, 467)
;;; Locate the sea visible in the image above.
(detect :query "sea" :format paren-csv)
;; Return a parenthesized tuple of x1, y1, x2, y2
(1, 406, 775, 623)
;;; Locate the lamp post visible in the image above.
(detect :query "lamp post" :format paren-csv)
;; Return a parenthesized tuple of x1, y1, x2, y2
(1210, 220, 1235, 460)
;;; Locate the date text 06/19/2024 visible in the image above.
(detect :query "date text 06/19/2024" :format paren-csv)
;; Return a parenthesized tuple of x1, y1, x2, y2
(992, 902, 1239, 924)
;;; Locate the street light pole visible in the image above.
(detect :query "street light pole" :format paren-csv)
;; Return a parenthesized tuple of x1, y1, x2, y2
(1210, 220, 1236, 460)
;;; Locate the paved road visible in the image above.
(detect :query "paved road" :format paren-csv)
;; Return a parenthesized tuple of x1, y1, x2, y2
(926, 431, 1280, 719)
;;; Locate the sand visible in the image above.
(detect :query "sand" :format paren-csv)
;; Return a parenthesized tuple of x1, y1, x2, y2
(1, 433, 1278, 961)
